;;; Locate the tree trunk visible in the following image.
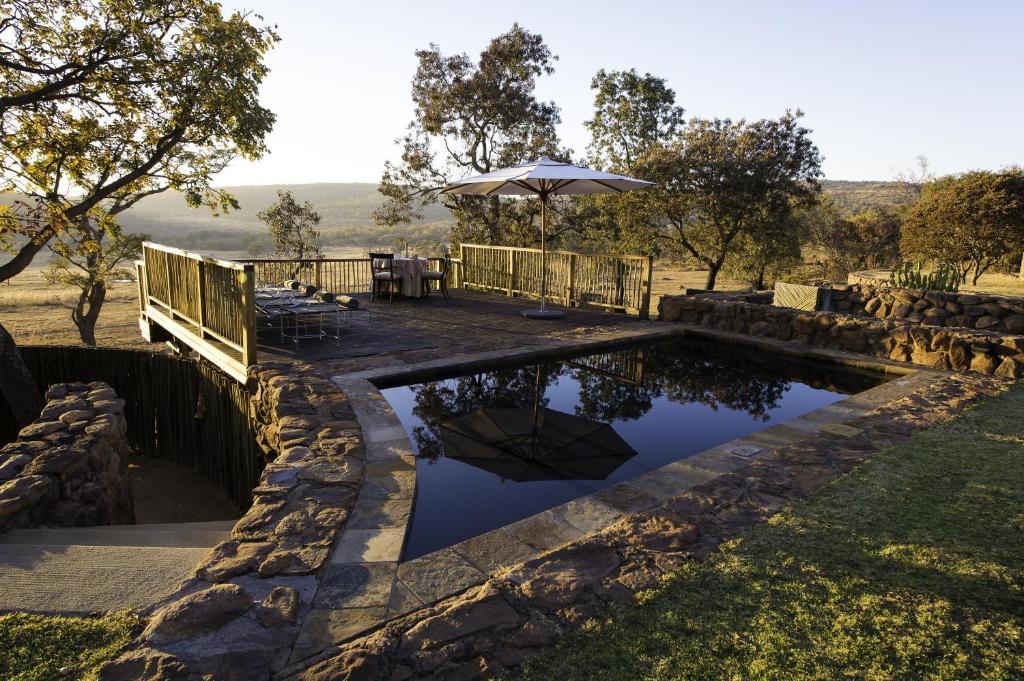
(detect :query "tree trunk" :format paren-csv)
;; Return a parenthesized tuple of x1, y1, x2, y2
(704, 262, 722, 290)
(754, 264, 767, 291)
(72, 281, 106, 346)
(0, 321, 43, 427)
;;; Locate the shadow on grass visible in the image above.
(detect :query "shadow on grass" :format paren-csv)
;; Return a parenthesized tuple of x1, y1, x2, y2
(514, 385, 1024, 681)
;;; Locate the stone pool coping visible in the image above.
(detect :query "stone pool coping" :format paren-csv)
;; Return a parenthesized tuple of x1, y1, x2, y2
(286, 325, 944, 673)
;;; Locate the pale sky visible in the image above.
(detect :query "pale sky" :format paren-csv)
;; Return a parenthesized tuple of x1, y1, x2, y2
(216, 0, 1024, 186)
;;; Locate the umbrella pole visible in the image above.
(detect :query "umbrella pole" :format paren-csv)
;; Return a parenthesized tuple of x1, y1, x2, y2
(539, 194, 547, 311)
(520, 185, 564, 319)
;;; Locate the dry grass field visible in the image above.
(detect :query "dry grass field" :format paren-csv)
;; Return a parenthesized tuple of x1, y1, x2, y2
(0, 263, 145, 348)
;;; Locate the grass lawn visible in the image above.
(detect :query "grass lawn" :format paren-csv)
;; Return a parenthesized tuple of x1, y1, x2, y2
(0, 611, 138, 681)
(516, 384, 1024, 681)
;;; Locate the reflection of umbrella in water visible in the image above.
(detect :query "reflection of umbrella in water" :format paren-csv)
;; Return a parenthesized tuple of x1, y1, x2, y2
(439, 402, 636, 482)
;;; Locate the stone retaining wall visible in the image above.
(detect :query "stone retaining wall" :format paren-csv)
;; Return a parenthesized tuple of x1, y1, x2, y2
(0, 382, 133, 532)
(829, 284, 1024, 333)
(98, 363, 367, 680)
(660, 295, 1024, 377)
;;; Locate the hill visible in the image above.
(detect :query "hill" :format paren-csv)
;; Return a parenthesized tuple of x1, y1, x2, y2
(115, 183, 453, 253)
(821, 180, 910, 215)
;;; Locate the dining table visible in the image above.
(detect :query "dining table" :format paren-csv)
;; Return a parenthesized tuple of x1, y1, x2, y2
(374, 255, 431, 298)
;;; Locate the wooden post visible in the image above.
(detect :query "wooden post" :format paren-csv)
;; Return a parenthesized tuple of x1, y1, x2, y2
(196, 261, 207, 339)
(135, 261, 147, 316)
(314, 258, 322, 289)
(566, 253, 577, 307)
(239, 265, 258, 368)
(507, 249, 515, 297)
(458, 244, 465, 289)
(639, 256, 654, 320)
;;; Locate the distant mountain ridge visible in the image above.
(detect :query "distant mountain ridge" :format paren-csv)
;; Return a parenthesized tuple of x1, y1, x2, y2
(116, 182, 453, 252)
(821, 179, 910, 214)
(6, 179, 908, 253)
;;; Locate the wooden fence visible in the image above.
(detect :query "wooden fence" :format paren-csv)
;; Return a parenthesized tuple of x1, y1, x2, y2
(458, 244, 653, 318)
(0, 346, 264, 509)
(246, 257, 458, 292)
(139, 242, 256, 383)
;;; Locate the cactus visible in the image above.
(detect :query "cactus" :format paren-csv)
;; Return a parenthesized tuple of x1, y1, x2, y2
(888, 262, 961, 292)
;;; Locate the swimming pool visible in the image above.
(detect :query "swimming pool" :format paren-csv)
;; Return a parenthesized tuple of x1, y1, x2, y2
(380, 337, 885, 560)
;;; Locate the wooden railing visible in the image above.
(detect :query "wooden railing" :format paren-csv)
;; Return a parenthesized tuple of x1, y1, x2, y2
(458, 244, 653, 318)
(246, 257, 459, 292)
(137, 242, 256, 383)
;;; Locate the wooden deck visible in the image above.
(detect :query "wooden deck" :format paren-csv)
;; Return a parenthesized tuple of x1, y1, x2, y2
(135, 243, 659, 381)
(253, 289, 661, 376)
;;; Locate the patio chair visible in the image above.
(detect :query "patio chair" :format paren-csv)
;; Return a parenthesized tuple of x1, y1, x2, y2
(421, 253, 451, 299)
(370, 252, 403, 302)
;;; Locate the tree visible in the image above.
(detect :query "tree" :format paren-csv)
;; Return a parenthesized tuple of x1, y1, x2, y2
(724, 209, 803, 290)
(565, 69, 684, 253)
(894, 155, 934, 203)
(259, 190, 323, 260)
(900, 169, 1024, 285)
(374, 24, 566, 248)
(585, 69, 685, 172)
(608, 111, 822, 289)
(0, 0, 278, 425)
(804, 198, 901, 280)
(844, 208, 902, 269)
(44, 213, 146, 346)
(1, 0, 278, 281)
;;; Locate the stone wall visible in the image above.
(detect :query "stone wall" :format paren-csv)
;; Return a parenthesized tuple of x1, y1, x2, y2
(829, 284, 1024, 334)
(98, 363, 367, 680)
(0, 381, 133, 532)
(659, 295, 1024, 377)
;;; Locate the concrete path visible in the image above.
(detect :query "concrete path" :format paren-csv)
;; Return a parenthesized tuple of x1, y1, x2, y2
(0, 521, 232, 614)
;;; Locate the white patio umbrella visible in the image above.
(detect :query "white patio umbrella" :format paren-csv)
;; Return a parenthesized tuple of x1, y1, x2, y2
(442, 157, 654, 319)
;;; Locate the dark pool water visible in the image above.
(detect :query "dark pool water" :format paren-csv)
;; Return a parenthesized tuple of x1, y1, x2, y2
(380, 338, 884, 560)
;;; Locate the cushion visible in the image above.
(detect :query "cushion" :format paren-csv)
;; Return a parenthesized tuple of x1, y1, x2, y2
(373, 272, 402, 280)
(421, 271, 445, 279)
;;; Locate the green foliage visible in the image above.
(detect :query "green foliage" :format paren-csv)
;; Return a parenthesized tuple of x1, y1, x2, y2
(889, 261, 961, 292)
(804, 197, 902, 280)
(0, 611, 139, 680)
(0, 0, 278, 282)
(258, 190, 323, 260)
(374, 24, 566, 248)
(516, 384, 1024, 681)
(900, 169, 1024, 285)
(564, 68, 684, 256)
(585, 69, 685, 172)
(599, 110, 823, 289)
(724, 209, 804, 290)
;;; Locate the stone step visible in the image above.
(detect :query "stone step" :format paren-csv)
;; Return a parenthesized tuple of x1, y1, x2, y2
(0, 520, 235, 548)
(0, 543, 209, 614)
